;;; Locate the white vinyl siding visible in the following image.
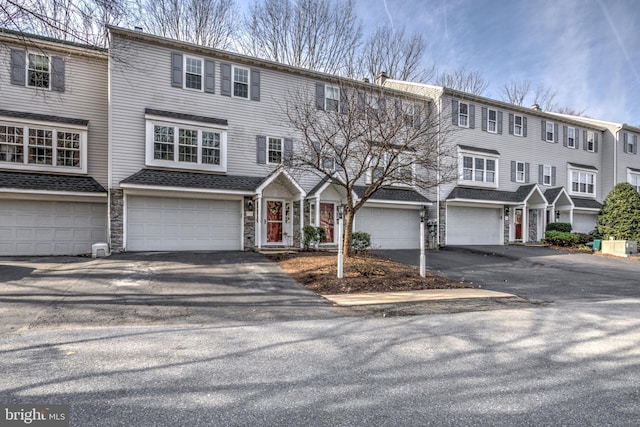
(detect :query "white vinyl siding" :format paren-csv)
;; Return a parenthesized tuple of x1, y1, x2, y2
(126, 196, 241, 251)
(0, 200, 107, 256)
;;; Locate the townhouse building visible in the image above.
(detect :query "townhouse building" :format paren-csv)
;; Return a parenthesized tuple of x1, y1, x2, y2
(0, 29, 109, 256)
(377, 76, 635, 246)
(2, 27, 638, 256)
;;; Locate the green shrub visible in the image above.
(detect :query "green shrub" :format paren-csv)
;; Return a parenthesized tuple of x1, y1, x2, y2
(351, 231, 371, 252)
(596, 182, 640, 241)
(302, 225, 326, 249)
(546, 222, 572, 233)
(543, 231, 580, 247)
(574, 233, 591, 245)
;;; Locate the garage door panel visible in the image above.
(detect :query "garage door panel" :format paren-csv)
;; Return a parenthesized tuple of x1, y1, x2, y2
(0, 200, 107, 256)
(126, 196, 241, 251)
(357, 207, 419, 250)
(447, 206, 502, 245)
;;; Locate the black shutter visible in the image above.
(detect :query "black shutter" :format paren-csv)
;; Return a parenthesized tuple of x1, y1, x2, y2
(171, 52, 183, 88)
(283, 137, 293, 161)
(315, 83, 325, 110)
(508, 113, 514, 135)
(554, 123, 559, 143)
(452, 100, 458, 125)
(340, 87, 347, 114)
(204, 60, 215, 93)
(594, 133, 599, 153)
(510, 161, 516, 182)
(584, 130, 589, 151)
(551, 167, 556, 186)
(623, 133, 629, 153)
(469, 104, 475, 129)
(541, 120, 546, 141)
(220, 63, 231, 96)
(250, 69, 260, 101)
(538, 164, 544, 184)
(575, 128, 580, 150)
(481, 107, 488, 131)
(11, 49, 26, 86)
(525, 163, 530, 183)
(51, 56, 65, 91)
(634, 135, 638, 154)
(497, 111, 503, 134)
(256, 135, 267, 164)
(523, 117, 528, 137)
(563, 125, 568, 147)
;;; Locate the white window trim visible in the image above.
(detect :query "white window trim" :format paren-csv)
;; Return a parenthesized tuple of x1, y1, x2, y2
(586, 131, 595, 152)
(542, 165, 552, 186)
(325, 84, 340, 112)
(568, 166, 596, 198)
(513, 114, 524, 137)
(0, 118, 87, 173)
(458, 102, 470, 128)
(26, 52, 51, 90)
(628, 169, 640, 193)
(515, 161, 525, 183)
(458, 149, 499, 188)
(183, 55, 203, 92)
(545, 121, 555, 142)
(232, 65, 250, 99)
(145, 116, 227, 172)
(567, 126, 576, 148)
(487, 108, 498, 134)
(267, 136, 283, 165)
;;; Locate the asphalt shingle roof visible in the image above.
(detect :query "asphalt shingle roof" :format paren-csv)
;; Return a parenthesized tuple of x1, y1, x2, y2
(121, 169, 265, 191)
(353, 186, 432, 203)
(568, 162, 598, 171)
(0, 171, 106, 192)
(458, 145, 500, 155)
(447, 184, 543, 204)
(145, 109, 228, 126)
(544, 187, 563, 204)
(0, 109, 88, 126)
(307, 175, 332, 197)
(571, 197, 602, 209)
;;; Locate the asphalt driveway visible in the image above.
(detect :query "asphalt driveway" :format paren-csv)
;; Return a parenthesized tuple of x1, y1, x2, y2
(0, 251, 342, 335)
(379, 246, 640, 304)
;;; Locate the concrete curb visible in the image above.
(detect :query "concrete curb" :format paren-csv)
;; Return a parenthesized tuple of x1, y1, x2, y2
(323, 288, 515, 306)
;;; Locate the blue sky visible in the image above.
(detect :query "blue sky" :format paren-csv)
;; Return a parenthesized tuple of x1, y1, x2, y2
(356, 0, 640, 124)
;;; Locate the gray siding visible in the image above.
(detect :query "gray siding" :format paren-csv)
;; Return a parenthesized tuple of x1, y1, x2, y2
(0, 43, 109, 187)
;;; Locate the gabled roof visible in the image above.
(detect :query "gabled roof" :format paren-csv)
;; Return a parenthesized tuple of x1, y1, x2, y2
(353, 186, 431, 203)
(307, 175, 332, 198)
(0, 109, 89, 126)
(568, 162, 598, 171)
(0, 171, 106, 193)
(571, 197, 602, 210)
(0, 27, 107, 56)
(544, 187, 574, 207)
(121, 169, 265, 192)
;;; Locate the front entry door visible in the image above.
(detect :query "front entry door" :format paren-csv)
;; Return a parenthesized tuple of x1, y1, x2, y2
(319, 203, 335, 243)
(266, 200, 284, 243)
(515, 208, 523, 240)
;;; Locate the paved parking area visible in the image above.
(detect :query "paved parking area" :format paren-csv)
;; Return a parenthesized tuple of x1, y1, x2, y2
(379, 246, 640, 304)
(0, 251, 343, 335)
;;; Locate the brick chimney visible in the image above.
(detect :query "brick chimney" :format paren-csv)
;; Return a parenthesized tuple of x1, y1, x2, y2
(375, 71, 388, 86)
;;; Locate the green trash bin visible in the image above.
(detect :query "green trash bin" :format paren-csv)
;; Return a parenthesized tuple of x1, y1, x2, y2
(593, 239, 601, 251)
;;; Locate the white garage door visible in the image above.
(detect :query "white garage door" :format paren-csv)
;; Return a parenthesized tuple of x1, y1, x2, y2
(127, 196, 241, 251)
(572, 213, 597, 234)
(355, 207, 419, 249)
(0, 200, 107, 256)
(447, 206, 502, 245)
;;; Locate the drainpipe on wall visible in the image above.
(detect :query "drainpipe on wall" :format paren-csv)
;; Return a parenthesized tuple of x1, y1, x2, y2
(436, 95, 443, 247)
(615, 126, 622, 186)
(299, 195, 304, 248)
(256, 195, 262, 249)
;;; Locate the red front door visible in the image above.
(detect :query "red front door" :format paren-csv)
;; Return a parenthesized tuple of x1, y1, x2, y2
(319, 203, 335, 243)
(515, 208, 523, 240)
(266, 200, 283, 243)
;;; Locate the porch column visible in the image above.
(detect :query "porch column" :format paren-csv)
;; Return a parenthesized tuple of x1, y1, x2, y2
(299, 195, 304, 248)
(522, 206, 528, 244)
(256, 195, 262, 249)
(569, 208, 574, 227)
(315, 195, 321, 226)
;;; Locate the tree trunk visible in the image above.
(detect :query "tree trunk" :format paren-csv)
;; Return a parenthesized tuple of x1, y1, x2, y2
(343, 207, 355, 257)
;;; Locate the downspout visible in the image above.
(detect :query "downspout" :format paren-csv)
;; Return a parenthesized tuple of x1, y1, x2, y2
(256, 194, 262, 249)
(614, 126, 621, 187)
(299, 194, 304, 248)
(436, 95, 442, 247)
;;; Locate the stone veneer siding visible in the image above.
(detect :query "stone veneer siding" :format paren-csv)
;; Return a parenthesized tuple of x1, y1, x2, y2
(109, 189, 124, 252)
(243, 197, 256, 250)
(528, 209, 538, 242)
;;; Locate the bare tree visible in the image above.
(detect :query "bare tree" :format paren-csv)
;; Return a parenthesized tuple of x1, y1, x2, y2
(282, 82, 457, 255)
(356, 24, 434, 83)
(553, 106, 587, 117)
(533, 85, 557, 111)
(138, 0, 238, 49)
(434, 68, 488, 96)
(239, 0, 361, 76)
(500, 79, 530, 106)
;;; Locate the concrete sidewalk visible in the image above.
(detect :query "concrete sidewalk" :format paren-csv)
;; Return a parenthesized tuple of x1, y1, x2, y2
(323, 288, 515, 306)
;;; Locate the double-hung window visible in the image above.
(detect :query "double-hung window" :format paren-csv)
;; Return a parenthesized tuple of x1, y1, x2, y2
(513, 115, 524, 136)
(545, 121, 555, 142)
(233, 66, 249, 98)
(570, 170, 596, 196)
(542, 165, 552, 185)
(586, 131, 595, 152)
(458, 102, 469, 127)
(268, 137, 282, 164)
(325, 85, 340, 112)
(367, 152, 413, 185)
(625, 133, 637, 154)
(515, 161, 525, 183)
(567, 127, 576, 148)
(0, 121, 87, 173)
(28, 53, 50, 89)
(487, 108, 497, 133)
(629, 171, 640, 193)
(184, 57, 202, 90)
(462, 154, 496, 185)
(146, 116, 227, 172)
